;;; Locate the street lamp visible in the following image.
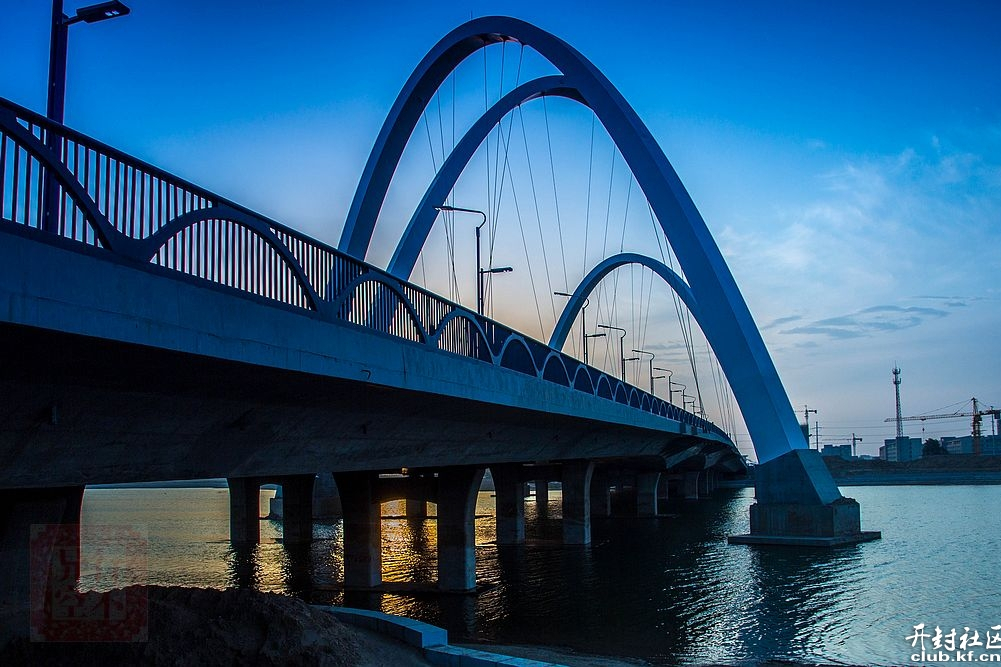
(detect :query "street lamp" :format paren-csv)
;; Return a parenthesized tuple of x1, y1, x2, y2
(632, 349, 655, 393)
(556, 290, 600, 364)
(436, 205, 512, 315)
(654, 367, 673, 402)
(43, 0, 131, 233)
(674, 381, 686, 408)
(597, 324, 627, 380)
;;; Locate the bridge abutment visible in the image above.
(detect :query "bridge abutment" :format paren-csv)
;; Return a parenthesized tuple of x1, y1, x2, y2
(0, 485, 84, 641)
(561, 460, 594, 545)
(729, 449, 881, 547)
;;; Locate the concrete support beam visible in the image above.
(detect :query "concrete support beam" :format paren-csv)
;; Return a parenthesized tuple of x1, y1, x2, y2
(561, 460, 594, 545)
(0, 486, 84, 640)
(334, 472, 382, 589)
(534, 479, 549, 516)
(636, 472, 661, 517)
(276, 475, 315, 545)
(436, 467, 485, 592)
(682, 471, 701, 500)
(227, 477, 262, 544)
(491, 465, 525, 545)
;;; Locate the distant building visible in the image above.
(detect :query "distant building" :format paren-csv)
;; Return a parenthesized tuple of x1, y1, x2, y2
(821, 444, 854, 460)
(942, 435, 1001, 456)
(880, 437, 922, 462)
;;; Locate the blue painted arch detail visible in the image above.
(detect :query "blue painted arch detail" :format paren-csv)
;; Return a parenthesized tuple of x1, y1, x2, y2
(549, 252, 699, 352)
(340, 16, 807, 462)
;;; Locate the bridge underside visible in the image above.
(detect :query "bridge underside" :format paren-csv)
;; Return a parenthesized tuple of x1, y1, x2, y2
(0, 321, 739, 488)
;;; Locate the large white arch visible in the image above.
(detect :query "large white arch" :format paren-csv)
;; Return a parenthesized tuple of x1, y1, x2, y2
(337, 16, 807, 463)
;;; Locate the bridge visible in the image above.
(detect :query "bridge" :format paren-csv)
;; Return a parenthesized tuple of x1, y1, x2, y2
(0, 15, 875, 630)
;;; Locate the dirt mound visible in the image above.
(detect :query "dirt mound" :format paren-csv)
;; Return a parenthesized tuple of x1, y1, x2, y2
(1, 586, 361, 666)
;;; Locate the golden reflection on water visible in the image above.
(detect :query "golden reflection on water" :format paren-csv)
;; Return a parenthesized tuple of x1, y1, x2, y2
(77, 488, 512, 595)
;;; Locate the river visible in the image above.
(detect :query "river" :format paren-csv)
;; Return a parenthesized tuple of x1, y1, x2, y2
(77, 484, 1001, 665)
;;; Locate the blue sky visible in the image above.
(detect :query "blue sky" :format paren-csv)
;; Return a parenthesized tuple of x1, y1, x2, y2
(3, 1, 999, 458)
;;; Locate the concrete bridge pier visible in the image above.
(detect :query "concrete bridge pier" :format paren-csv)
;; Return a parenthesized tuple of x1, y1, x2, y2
(636, 472, 661, 517)
(275, 475, 315, 544)
(682, 471, 702, 500)
(730, 449, 881, 547)
(698, 470, 712, 497)
(562, 460, 594, 545)
(334, 472, 382, 589)
(436, 467, 484, 592)
(589, 470, 611, 518)
(491, 465, 525, 545)
(657, 474, 670, 506)
(228, 477, 262, 544)
(229, 475, 315, 545)
(405, 497, 428, 519)
(534, 479, 549, 516)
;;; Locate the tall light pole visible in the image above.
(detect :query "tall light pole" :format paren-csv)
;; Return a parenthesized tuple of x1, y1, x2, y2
(632, 349, 655, 393)
(436, 205, 511, 315)
(597, 324, 627, 380)
(554, 292, 595, 364)
(654, 366, 672, 400)
(584, 331, 605, 366)
(668, 378, 684, 404)
(43, 1, 131, 233)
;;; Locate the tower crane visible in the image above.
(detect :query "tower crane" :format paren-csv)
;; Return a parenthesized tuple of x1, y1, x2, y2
(884, 398, 1000, 456)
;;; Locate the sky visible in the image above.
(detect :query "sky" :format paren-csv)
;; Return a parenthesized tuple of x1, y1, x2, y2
(3, 0, 999, 459)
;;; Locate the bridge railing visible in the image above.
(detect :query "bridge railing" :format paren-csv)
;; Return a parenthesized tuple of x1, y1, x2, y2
(0, 97, 727, 441)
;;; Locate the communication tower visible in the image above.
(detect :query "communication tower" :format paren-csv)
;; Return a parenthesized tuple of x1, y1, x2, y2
(892, 366, 903, 439)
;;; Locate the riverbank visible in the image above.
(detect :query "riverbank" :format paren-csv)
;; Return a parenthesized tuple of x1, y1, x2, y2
(721, 454, 1001, 487)
(0, 586, 430, 666)
(0, 585, 864, 666)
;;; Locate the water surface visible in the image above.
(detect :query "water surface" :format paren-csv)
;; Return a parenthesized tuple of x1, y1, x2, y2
(78, 485, 1001, 665)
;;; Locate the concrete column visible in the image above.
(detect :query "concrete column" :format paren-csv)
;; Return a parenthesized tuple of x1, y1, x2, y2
(682, 471, 701, 500)
(589, 476, 610, 518)
(436, 467, 485, 592)
(491, 465, 525, 545)
(636, 472, 661, 517)
(405, 497, 427, 519)
(657, 473, 670, 505)
(698, 470, 712, 497)
(535, 479, 549, 516)
(227, 477, 262, 544)
(277, 474, 314, 545)
(334, 472, 382, 589)
(0, 486, 84, 640)
(562, 460, 594, 545)
(313, 473, 343, 518)
(706, 470, 717, 494)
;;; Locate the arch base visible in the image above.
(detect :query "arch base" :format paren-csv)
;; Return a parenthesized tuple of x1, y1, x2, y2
(728, 449, 881, 547)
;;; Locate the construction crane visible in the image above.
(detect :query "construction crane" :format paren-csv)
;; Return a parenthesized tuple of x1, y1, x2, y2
(884, 398, 1000, 455)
